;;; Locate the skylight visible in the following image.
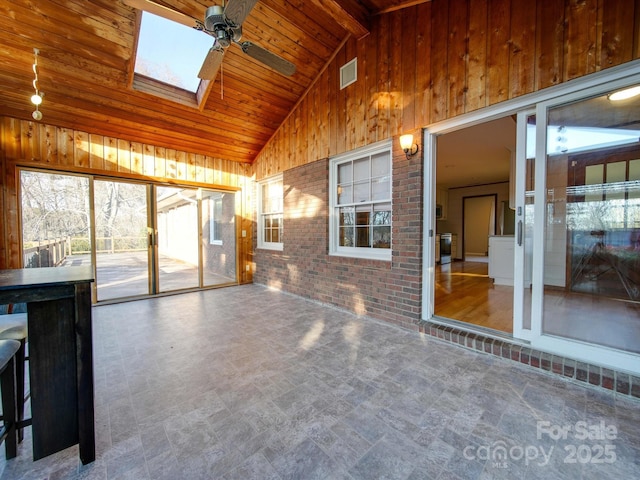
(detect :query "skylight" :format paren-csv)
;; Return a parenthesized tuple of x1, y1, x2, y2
(134, 12, 212, 93)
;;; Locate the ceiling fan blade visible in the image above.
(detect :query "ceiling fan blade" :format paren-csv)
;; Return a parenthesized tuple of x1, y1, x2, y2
(240, 42, 296, 76)
(223, 0, 259, 27)
(123, 0, 197, 28)
(198, 48, 224, 80)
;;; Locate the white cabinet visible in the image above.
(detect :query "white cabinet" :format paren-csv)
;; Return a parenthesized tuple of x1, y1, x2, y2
(488, 236, 514, 285)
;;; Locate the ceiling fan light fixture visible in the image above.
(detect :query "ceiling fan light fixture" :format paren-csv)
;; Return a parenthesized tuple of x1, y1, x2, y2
(608, 85, 640, 102)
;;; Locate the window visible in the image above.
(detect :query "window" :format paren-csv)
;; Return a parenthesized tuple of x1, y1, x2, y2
(258, 175, 283, 251)
(330, 140, 392, 260)
(209, 195, 223, 245)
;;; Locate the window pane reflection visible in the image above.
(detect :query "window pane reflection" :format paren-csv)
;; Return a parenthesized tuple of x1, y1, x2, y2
(543, 88, 640, 354)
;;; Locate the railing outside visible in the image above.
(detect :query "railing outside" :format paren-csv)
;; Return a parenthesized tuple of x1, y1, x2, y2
(23, 236, 147, 268)
(80, 236, 147, 254)
(23, 238, 70, 268)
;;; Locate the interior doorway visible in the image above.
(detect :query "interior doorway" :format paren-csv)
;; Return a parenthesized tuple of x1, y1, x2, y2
(462, 195, 496, 261)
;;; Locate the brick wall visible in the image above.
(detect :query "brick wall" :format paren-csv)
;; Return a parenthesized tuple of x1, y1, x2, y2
(254, 137, 424, 330)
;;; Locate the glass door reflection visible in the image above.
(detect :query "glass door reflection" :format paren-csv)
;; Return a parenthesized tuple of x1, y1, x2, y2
(156, 186, 199, 292)
(201, 191, 236, 287)
(542, 90, 640, 354)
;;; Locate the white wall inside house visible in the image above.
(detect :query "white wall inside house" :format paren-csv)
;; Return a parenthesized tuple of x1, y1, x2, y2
(437, 182, 509, 259)
(464, 196, 496, 256)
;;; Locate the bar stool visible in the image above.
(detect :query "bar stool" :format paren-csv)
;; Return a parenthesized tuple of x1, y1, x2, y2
(0, 305, 27, 443)
(0, 339, 20, 459)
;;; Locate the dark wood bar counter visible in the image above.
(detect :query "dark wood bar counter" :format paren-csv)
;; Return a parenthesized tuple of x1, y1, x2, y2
(0, 266, 95, 464)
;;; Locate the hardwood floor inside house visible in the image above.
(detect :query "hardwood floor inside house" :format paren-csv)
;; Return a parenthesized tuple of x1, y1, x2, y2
(434, 260, 640, 354)
(434, 259, 513, 333)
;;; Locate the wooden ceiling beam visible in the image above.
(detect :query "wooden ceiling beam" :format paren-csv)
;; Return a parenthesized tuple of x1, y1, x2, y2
(259, 1, 344, 51)
(374, 0, 432, 16)
(305, 0, 371, 39)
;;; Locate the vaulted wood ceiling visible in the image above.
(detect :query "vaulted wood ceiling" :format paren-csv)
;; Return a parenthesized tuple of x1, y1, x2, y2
(0, 0, 425, 164)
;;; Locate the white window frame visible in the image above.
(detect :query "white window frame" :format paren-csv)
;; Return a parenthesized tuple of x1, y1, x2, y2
(209, 194, 223, 245)
(257, 174, 284, 251)
(329, 139, 392, 261)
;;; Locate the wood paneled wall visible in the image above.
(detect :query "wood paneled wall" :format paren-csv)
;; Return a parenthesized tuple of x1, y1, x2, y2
(253, 0, 640, 179)
(0, 116, 254, 279)
(0, 117, 248, 184)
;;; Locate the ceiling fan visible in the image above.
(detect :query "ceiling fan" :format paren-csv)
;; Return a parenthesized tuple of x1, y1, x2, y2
(124, 0, 296, 81)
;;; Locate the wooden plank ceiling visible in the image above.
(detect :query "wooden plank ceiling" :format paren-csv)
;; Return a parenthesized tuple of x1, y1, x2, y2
(0, 0, 425, 164)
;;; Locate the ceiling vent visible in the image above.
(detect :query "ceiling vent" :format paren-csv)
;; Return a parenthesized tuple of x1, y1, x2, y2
(340, 58, 357, 89)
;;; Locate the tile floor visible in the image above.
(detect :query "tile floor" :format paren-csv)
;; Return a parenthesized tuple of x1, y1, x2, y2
(0, 284, 638, 479)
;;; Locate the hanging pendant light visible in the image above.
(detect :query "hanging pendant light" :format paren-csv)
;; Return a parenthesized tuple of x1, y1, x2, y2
(31, 48, 43, 120)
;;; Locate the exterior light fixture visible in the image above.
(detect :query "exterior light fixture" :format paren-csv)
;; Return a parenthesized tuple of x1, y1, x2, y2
(608, 85, 640, 102)
(31, 48, 43, 120)
(399, 133, 419, 159)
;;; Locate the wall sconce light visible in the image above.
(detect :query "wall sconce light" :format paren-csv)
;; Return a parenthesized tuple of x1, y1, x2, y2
(31, 48, 43, 121)
(399, 134, 419, 159)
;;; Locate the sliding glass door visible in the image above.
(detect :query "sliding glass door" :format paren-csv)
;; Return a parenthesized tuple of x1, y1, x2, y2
(20, 170, 91, 269)
(513, 111, 536, 338)
(94, 180, 150, 301)
(20, 171, 237, 302)
(535, 87, 640, 356)
(201, 191, 237, 287)
(516, 78, 640, 371)
(426, 65, 640, 373)
(155, 186, 200, 292)
(154, 187, 237, 292)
